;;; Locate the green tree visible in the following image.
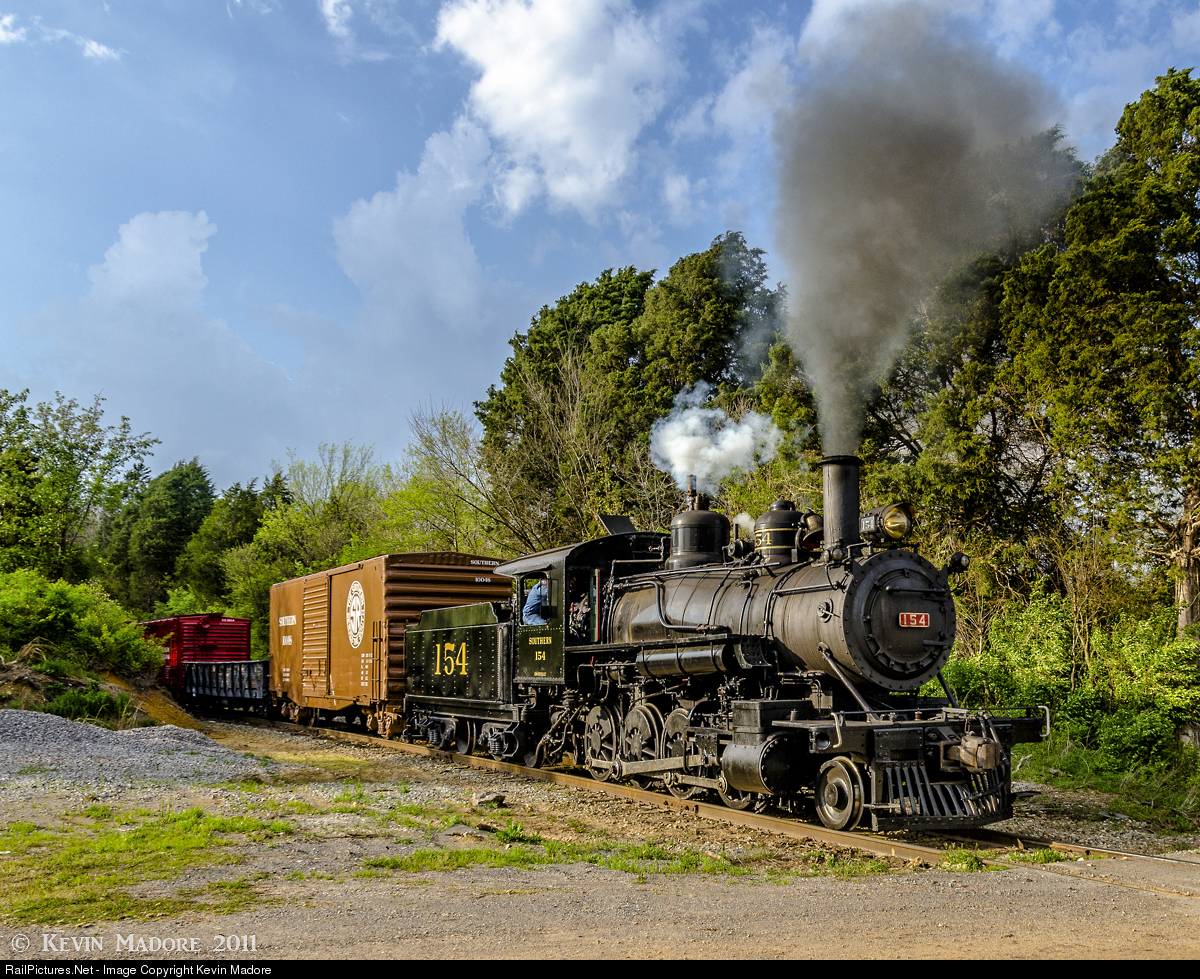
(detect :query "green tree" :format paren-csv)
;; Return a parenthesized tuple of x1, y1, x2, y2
(475, 232, 785, 545)
(103, 460, 215, 615)
(174, 474, 289, 606)
(1002, 68, 1200, 633)
(0, 390, 157, 580)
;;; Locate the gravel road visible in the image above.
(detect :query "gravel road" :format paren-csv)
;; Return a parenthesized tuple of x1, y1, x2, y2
(2, 710, 1199, 960)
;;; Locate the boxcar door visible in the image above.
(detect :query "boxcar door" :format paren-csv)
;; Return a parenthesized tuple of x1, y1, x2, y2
(301, 574, 331, 697)
(330, 566, 382, 704)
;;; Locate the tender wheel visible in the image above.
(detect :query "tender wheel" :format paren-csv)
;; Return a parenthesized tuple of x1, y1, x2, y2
(585, 706, 618, 781)
(815, 757, 865, 831)
(662, 708, 700, 800)
(620, 704, 662, 788)
(455, 720, 476, 756)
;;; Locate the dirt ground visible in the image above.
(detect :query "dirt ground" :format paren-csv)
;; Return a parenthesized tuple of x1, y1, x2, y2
(5, 719, 1200, 960)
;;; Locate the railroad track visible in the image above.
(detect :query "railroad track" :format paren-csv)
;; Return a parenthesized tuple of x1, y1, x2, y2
(218, 713, 1200, 880)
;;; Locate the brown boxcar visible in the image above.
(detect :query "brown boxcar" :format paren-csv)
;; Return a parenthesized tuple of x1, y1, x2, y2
(270, 552, 510, 734)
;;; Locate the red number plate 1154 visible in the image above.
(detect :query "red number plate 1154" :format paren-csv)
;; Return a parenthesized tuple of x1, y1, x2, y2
(898, 612, 930, 628)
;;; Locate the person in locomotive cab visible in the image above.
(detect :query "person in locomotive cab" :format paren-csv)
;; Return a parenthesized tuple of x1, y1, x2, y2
(521, 576, 550, 625)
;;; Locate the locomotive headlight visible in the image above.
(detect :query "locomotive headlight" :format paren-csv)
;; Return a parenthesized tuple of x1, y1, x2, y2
(859, 503, 915, 542)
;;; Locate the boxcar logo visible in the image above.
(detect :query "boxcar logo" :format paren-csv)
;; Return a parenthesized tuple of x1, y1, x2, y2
(347, 580, 366, 648)
(898, 612, 930, 628)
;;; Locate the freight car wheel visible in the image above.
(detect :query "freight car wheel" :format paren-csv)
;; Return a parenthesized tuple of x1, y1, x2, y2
(662, 709, 700, 800)
(585, 706, 618, 781)
(815, 757, 864, 831)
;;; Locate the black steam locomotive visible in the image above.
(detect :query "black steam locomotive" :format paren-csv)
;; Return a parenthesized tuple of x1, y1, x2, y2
(402, 456, 1045, 831)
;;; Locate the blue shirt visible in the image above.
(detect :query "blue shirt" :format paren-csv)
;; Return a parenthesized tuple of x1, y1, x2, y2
(522, 579, 549, 625)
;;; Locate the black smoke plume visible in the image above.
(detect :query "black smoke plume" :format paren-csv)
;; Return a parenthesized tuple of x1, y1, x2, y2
(775, 3, 1073, 454)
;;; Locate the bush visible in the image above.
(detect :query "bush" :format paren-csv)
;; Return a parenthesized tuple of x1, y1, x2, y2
(1097, 709, 1178, 767)
(0, 570, 162, 673)
(938, 587, 1199, 775)
(45, 685, 131, 721)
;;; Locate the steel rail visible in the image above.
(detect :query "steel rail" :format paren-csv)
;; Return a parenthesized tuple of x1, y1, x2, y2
(234, 716, 947, 864)
(226, 715, 1200, 875)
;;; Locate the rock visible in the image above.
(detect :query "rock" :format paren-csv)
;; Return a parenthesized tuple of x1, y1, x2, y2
(472, 790, 506, 807)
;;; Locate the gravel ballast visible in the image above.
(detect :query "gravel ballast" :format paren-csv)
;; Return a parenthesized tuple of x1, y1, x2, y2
(0, 708, 261, 786)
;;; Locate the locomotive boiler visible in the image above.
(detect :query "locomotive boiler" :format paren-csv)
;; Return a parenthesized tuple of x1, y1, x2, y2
(402, 456, 1046, 832)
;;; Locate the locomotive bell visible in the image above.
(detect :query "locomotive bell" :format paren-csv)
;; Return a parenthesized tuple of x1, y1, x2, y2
(665, 475, 730, 570)
(753, 500, 805, 566)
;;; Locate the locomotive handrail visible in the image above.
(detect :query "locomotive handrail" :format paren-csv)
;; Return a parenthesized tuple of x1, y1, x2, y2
(613, 578, 732, 635)
(818, 643, 880, 719)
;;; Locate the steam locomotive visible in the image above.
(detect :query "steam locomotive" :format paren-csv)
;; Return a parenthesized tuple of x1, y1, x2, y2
(399, 456, 1045, 832)
(180, 455, 1043, 831)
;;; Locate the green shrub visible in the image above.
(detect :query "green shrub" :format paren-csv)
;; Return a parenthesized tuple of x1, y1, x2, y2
(45, 685, 130, 721)
(936, 588, 1198, 778)
(0, 570, 161, 673)
(1096, 709, 1178, 766)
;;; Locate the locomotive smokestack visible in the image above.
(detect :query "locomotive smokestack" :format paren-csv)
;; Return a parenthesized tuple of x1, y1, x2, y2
(820, 455, 861, 551)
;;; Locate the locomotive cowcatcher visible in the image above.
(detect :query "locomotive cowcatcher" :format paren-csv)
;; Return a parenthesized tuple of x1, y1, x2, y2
(403, 455, 1045, 832)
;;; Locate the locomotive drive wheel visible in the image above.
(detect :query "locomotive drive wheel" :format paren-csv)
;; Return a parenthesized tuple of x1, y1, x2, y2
(620, 704, 662, 788)
(585, 705, 618, 781)
(662, 708, 700, 800)
(815, 757, 864, 831)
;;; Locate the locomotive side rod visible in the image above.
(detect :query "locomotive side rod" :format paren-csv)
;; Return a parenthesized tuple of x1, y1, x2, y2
(236, 715, 949, 864)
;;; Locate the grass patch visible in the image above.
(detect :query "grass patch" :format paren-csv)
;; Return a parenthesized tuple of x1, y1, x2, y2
(366, 839, 779, 879)
(0, 807, 292, 925)
(802, 849, 891, 879)
(1001, 847, 1067, 864)
(941, 848, 991, 872)
(1014, 738, 1200, 832)
(494, 820, 542, 845)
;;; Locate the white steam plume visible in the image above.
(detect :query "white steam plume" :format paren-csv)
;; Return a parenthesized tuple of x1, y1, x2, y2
(650, 383, 782, 495)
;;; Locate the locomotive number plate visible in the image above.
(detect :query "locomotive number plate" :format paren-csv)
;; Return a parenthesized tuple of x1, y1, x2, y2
(899, 612, 930, 628)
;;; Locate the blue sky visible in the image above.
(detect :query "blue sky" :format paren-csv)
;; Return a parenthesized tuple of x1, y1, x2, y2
(1, 0, 1197, 486)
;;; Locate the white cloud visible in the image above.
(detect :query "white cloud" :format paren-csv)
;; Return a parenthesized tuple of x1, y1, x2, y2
(320, 0, 353, 38)
(0, 13, 26, 43)
(328, 117, 530, 410)
(23, 212, 317, 482)
(317, 0, 413, 61)
(436, 0, 684, 221)
(334, 118, 492, 329)
(709, 27, 794, 138)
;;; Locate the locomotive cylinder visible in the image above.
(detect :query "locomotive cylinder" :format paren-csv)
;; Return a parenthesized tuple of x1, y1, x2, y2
(721, 735, 800, 794)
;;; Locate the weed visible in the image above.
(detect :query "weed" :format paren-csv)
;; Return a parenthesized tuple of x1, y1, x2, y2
(805, 849, 891, 879)
(494, 820, 542, 845)
(1002, 848, 1066, 864)
(81, 805, 113, 821)
(941, 848, 988, 872)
